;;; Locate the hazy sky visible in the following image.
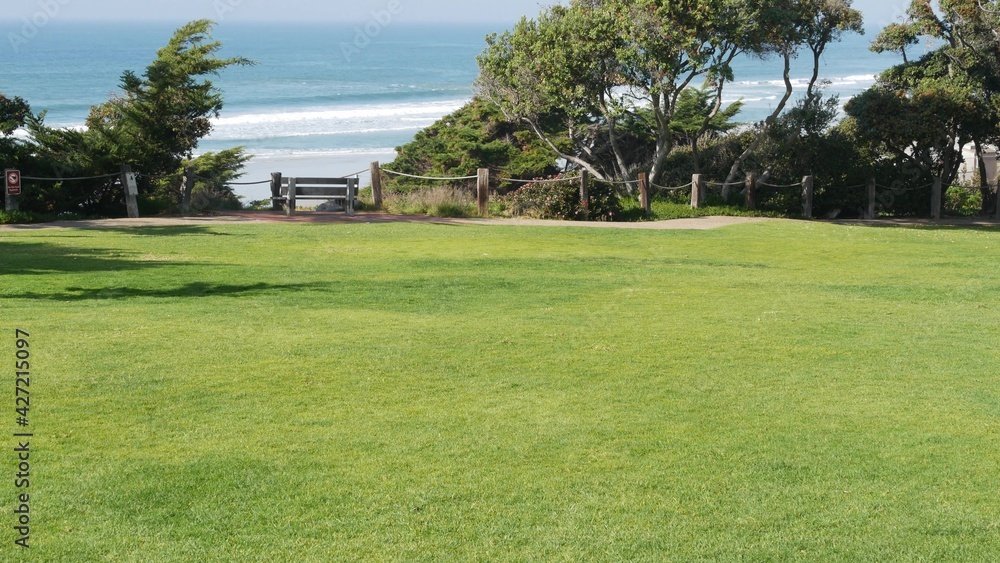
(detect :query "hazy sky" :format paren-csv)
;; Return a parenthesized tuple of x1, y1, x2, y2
(5, 0, 907, 28)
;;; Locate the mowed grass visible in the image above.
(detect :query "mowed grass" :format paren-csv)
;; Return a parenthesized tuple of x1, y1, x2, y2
(1, 220, 999, 561)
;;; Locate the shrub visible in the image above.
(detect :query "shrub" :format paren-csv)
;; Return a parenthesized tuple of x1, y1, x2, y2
(944, 185, 981, 216)
(0, 210, 35, 224)
(500, 178, 621, 221)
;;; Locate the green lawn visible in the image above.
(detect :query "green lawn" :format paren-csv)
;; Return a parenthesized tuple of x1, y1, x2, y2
(2, 220, 999, 561)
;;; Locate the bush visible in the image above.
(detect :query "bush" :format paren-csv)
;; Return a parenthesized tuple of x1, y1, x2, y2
(0, 210, 35, 224)
(944, 185, 981, 216)
(500, 178, 621, 221)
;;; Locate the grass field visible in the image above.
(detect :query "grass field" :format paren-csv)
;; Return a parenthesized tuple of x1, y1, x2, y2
(2, 220, 999, 561)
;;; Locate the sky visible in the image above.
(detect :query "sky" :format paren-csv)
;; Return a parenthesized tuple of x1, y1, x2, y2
(3, 0, 906, 28)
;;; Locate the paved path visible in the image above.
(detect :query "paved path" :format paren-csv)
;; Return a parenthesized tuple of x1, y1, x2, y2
(0, 212, 775, 231)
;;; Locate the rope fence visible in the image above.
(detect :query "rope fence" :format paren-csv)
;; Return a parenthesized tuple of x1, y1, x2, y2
(6, 158, 970, 222)
(651, 181, 693, 192)
(594, 178, 639, 187)
(381, 169, 479, 182)
(501, 175, 582, 185)
(21, 172, 121, 182)
(876, 182, 935, 193)
(223, 179, 273, 186)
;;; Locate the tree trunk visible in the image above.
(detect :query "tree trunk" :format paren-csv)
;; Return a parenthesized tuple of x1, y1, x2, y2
(180, 166, 195, 215)
(606, 113, 631, 184)
(724, 53, 795, 192)
(647, 92, 673, 185)
(524, 118, 607, 181)
(973, 138, 993, 214)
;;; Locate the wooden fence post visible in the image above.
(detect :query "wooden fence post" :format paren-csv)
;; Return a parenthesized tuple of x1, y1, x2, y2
(580, 170, 590, 214)
(120, 164, 140, 219)
(866, 178, 877, 220)
(181, 166, 195, 215)
(286, 177, 297, 217)
(691, 174, 704, 209)
(370, 161, 383, 209)
(931, 176, 943, 220)
(477, 168, 490, 217)
(745, 172, 758, 210)
(270, 172, 283, 212)
(638, 173, 651, 213)
(802, 175, 814, 218)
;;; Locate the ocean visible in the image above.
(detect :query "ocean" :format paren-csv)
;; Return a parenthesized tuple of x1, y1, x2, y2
(1, 21, 910, 200)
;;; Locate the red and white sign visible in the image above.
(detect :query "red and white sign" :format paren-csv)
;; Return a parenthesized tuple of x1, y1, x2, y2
(5, 169, 21, 196)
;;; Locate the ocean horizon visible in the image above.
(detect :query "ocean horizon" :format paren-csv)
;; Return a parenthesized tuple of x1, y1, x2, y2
(2, 20, 911, 200)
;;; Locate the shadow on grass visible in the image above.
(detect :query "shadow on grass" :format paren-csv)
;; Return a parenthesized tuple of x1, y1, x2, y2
(8, 281, 330, 301)
(0, 242, 198, 275)
(831, 218, 1000, 232)
(102, 226, 239, 237)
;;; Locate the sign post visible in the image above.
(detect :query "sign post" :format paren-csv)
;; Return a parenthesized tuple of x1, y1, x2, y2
(5, 169, 21, 212)
(120, 164, 140, 219)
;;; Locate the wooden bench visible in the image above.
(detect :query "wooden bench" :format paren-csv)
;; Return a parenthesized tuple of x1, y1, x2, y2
(272, 177, 359, 216)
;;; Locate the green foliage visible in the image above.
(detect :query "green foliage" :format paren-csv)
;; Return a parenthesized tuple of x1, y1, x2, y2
(184, 148, 251, 211)
(850, 0, 1000, 214)
(944, 185, 982, 216)
(870, 22, 921, 62)
(479, 0, 864, 185)
(87, 20, 253, 176)
(0, 94, 31, 170)
(385, 98, 558, 194)
(0, 210, 35, 224)
(19, 21, 251, 217)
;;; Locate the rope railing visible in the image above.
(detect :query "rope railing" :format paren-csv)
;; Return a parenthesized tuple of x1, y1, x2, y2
(651, 181, 693, 192)
(758, 181, 803, 189)
(346, 168, 370, 177)
(21, 172, 121, 182)
(223, 179, 272, 186)
(381, 169, 478, 181)
(594, 178, 639, 187)
(138, 172, 183, 182)
(501, 175, 582, 185)
(875, 182, 935, 193)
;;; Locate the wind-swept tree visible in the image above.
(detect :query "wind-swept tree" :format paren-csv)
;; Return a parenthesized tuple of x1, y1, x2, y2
(848, 0, 1000, 211)
(87, 19, 253, 176)
(477, 3, 626, 180)
(478, 0, 768, 183)
(27, 20, 253, 215)
(0, 94, 31, 168)
(724, 0, 863, 188)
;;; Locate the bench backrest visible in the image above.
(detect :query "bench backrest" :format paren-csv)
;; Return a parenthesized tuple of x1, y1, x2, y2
(279, 177, 359, 197)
